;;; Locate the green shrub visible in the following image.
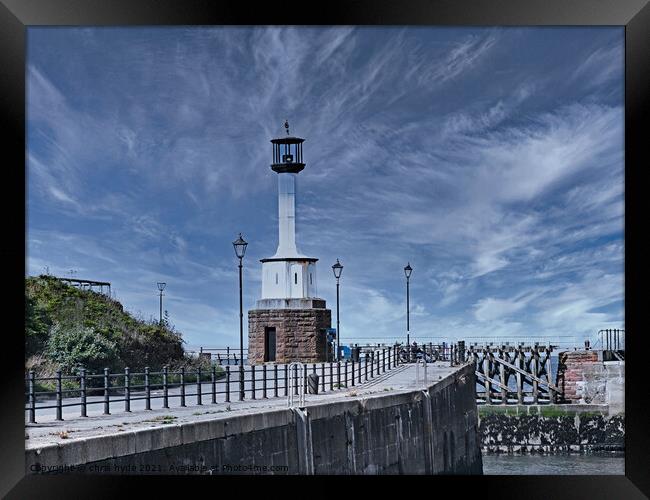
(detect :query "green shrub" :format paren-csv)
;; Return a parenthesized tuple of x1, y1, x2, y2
(46, 323, 119, 374)
(25, 295, 51, 357)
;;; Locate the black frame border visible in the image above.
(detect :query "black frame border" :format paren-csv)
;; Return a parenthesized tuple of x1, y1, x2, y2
(1, 0, 648, 497)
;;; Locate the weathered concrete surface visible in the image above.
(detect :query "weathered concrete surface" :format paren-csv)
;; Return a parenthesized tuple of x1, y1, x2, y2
(478, 405, 624, 454)
(26, 363, 482, 475)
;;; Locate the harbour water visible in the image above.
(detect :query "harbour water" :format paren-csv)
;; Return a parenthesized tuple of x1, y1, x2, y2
(482, 452, 625, 475)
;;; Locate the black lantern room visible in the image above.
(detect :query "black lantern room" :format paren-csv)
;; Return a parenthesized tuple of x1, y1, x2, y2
(271, 120, 305, 174)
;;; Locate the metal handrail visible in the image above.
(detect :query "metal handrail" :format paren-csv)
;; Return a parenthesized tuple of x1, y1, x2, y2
(287, 362, 305, 407)
(25, 347, 399, 423)
(415, 358, 427, 385)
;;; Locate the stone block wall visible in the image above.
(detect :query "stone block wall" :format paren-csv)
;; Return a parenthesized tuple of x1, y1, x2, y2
(556, 351, 625, 413)
(248, 307, 331, 365)
(556, 350, 599, 403)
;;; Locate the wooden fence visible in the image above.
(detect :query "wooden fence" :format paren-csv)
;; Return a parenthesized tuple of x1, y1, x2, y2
(468, 345, 562, 405)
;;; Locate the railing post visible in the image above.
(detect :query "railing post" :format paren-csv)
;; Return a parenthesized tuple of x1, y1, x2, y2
(124, 367, 131, 412)
(303, 364, 308, 394)
(144, 367, 151, 410)
(532, 350, 539, 404)
(365, 353, 368, 381)
(262, 365, 267, 399)
(80, 368, 87, 417)
(294, 365, 299, 396)
(516, 349, 523, 405)
(197, 367, 202, 405)
(251, 365, 256, 400)
(284, 365, 289, 397)
(211, 366, 217, 404)
(358, 357, 362, 384)
(329, 362, 334, 391)
(388, 347, 392, 370)
(239, 365, 245, 401)
(274, 364, 279, 398)
(482, 351, 491, 404)
(180, 367, 186, 407)
(382, 349, 386, 372)
(344, 361, 349, 388)
(28, 371, 36, 424)
(103, 367, 110, 415)
(225, 365, 231, 403)
(351, 359, 355, 386)
(546, 348, 555, 404)
(55, 370, 63, 421)
(321, 363, 326, 392)
(499, 353, 507, 405)
(163, 366, 169, 408)
(370, 352, 375, 378)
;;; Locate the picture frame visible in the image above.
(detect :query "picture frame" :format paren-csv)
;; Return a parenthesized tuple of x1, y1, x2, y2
(2, 0, 647, 496)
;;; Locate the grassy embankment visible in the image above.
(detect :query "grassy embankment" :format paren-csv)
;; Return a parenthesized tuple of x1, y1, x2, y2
(25, 275, 222, 394)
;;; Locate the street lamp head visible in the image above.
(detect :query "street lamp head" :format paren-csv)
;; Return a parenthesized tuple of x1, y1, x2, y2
(232, 233, 248, 259)
(404, 263, 413, 279)
(332, 259, 343, 279)
(157, 282, 166, 292)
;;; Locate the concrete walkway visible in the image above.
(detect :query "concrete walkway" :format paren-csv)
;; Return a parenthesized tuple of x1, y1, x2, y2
(25, 361, 457, 450)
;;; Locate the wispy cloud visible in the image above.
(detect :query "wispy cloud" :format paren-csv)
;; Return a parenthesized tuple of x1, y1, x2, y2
(27, 27, 624, 347)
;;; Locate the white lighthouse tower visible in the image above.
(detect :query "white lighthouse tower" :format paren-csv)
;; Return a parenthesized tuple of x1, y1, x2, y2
(248, 121, 331, 364)
(260, 120, 319, 301)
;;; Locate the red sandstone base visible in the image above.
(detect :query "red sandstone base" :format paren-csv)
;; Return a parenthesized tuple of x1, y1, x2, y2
(248, 307, 331, 365)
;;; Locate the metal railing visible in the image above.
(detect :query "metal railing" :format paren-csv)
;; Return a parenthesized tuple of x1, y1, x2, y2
(25, 348, 398, 423)
(598, 329, 625, 352)
(185, 347, 250, 366)
(387, 341, 465, 365)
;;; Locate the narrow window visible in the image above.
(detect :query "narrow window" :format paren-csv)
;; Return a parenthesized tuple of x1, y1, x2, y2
(294, 273, 298, 284)
(275, 273, 278, 284)
(310, 273, 313, 285)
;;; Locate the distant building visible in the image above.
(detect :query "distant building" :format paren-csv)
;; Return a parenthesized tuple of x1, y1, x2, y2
(248, 122, 332, 364)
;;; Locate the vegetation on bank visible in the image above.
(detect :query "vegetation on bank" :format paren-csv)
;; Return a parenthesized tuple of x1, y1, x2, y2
(25, 275, 217, 389)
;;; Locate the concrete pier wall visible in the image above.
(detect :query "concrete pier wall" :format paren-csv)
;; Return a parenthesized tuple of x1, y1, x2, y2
(26, 364, 482, 475)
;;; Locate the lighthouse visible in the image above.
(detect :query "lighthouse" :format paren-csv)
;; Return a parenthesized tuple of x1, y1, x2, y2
(248, 121, 332, 365)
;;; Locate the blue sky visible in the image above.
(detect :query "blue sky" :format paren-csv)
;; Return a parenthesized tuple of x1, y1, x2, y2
(26, 27, 624, 350)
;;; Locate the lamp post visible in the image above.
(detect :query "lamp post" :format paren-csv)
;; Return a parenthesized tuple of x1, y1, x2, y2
(404, 263, 412, 347)
(332, 259, 343, 360)
(232, 233, 248, 401)
(157, 282, 166, 326)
